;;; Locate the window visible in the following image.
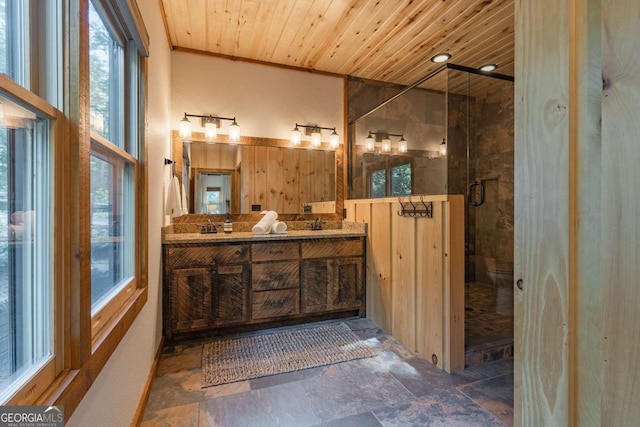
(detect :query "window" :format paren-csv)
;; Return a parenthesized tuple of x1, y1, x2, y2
(371, 169, 386, 198)
(88, 0, 143, 330)
(0, 0, 62, 107)
(368, 158, 412, 198)
(0, 91, 57, 404)
(0, 0, 62, 406)
(88, 1, 124, 146)
(90, 149, 134, 309)
(0, 0, 148, 413)
(0, 0, 28, 88)
(390, 163, 411, 196)
(206, 187, 222, 214)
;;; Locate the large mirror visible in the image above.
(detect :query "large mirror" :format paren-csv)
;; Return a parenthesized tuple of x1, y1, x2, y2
(173, 132, 340, 215)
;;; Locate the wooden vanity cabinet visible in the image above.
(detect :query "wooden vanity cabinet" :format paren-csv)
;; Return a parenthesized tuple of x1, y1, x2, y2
(163, 236, 365, 342)
(300, 238, 364, 315)
(164, 244, 251, 340)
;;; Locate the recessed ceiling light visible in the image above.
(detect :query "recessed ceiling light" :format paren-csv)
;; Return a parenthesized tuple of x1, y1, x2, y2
(479, 63, 498, 72)
(430, 53, 451, 63)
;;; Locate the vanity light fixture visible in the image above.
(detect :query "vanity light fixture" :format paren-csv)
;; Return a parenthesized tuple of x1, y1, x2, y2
(290, 123, 340, 149)
(381, 138, 392, 153)
(364, 131, 408, 154)
(364, 132, 375, 151)
(178, 112, 240, 143)
(430, 53, 451, 63)
(397, 135, 408, 153)
(479, 63, 498, 72)
(228, 119, 240, 143)
(290, 125, 302, 146)
(329, 129, 340, 149)
(439, 138, 447, 157)
(311, 130, 322, 148)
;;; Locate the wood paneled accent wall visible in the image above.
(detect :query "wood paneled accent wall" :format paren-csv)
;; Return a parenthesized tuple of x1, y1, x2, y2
(344, 195, 464, 372)
(241, 146, 335, 214)
(516, 0, 640, 425)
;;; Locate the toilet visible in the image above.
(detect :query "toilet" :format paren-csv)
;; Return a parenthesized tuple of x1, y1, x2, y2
(486, 261, 514, 315)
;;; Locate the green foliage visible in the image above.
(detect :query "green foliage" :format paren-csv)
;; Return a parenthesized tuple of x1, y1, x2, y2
(391, 163, 411, 196)
(89, 2, 113, 137)
(371, 169, 386, 198)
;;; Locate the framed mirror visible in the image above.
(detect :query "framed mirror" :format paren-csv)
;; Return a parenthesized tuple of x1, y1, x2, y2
(172, 131, 344, 217)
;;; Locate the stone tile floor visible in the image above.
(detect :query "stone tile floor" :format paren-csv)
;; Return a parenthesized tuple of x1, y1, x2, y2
(143, 318, 513, 426)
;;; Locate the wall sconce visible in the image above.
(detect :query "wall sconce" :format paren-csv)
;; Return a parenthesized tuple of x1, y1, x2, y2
(178, 112, 240, 143)
(364, 131, 408, 154)
(439, 138, 447, 157)
(290, 123, 340, 149)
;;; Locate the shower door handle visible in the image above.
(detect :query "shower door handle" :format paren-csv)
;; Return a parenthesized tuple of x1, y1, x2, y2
(468, 181, 485, 206)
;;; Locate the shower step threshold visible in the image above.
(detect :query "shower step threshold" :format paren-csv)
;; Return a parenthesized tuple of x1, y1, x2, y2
(465, 337, 514, 367)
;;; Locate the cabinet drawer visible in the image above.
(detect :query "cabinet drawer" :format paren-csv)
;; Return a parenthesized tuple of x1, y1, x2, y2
(167, 244, 249, 268)
(252, 242, 299, 261)
(301, 238, 363, 259)
(252, 289, 300, 319)
(252, 261, 299, 291)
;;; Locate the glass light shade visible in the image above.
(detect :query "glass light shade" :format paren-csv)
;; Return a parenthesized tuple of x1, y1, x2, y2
(381, 138, 391, 153)
(228, 120, 240, 142)
(365, 133, 375, 151)
(398, 136, 408, 153)
(311, 131, 322, 148)
(291, 127, 302, 146)
(329, 130, 340, 149)
(204, 122, 217, 142)
(439, 138, 447, 157)
(179, 116, 192, 140)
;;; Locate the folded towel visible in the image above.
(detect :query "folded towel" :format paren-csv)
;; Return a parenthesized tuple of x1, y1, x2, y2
(270, 220, 287, 234)
(252, 211, 278, 234)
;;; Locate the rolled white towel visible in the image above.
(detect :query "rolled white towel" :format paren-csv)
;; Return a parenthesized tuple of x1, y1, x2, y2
(270, 220, 287, 234)
(252, 211, 278, 234)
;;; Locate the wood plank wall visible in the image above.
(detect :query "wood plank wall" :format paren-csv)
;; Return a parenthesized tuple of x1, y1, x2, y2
(241, 146, 335, 213)
(345, 195, 464, 372)
(516, 0, 640, 425)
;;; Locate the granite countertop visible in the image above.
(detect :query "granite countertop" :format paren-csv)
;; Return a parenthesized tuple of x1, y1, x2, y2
(162, 221, 367, 244)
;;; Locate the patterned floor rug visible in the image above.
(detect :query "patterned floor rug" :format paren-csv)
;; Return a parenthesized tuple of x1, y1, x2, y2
(201, 322, 377, 387)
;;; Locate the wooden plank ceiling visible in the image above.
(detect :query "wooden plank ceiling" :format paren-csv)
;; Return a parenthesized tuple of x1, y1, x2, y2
(160, 0, 514, 86)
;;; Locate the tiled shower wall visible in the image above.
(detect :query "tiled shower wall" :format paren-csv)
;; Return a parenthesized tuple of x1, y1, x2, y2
(347, 74, 514, 286)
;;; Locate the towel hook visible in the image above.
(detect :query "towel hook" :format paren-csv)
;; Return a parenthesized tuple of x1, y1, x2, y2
(408, 196, 417, 217)
(397, 196, 405, 216)
(419, 196, 428, 217)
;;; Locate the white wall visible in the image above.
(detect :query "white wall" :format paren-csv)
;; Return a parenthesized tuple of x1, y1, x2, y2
(171, 51, 345, 142)
(67, 0, 171, 425)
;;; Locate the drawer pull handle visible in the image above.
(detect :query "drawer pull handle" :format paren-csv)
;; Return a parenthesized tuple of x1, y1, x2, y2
(270, 250, 284, 254)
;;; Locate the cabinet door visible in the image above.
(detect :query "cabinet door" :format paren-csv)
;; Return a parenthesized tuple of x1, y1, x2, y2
(213, 264, 250, 325)
(300, 259, 330, 314)
(301, 257, 364, 314)
(330, 257, 363, 311)
(170, 267, 212, 332)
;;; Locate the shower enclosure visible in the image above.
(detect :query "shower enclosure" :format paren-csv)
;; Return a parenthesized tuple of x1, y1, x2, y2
(348, 64, 514, 364)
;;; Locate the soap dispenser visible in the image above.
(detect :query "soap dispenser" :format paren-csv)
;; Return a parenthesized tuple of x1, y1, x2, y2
(224, 215, 233, 234)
